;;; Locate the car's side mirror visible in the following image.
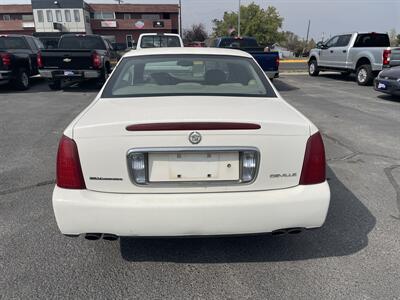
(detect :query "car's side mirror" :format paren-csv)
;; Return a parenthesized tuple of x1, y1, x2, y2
(316, 42, 326, 49)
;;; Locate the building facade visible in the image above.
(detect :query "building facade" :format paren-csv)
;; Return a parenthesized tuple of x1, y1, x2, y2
(0, 1, 179, 47)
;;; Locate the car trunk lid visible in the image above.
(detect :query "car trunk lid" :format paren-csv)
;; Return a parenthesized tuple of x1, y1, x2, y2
(73, 96, 311, 193)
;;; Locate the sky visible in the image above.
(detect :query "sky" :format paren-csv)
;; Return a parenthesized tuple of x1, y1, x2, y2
(3, 0, 400, 41)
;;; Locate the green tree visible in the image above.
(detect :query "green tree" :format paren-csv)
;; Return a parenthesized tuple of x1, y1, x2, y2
(212, 3, 285, 45)
(183, 23, 209, 43)
(389, 28, 398, 46)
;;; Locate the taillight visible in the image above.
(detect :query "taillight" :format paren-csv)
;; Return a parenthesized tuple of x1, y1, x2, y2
(56, 135, 86, 189)
(383, 49, 391, 66)
(37, 51, 43, 68)
(299, 132, 326, 185)
(92, 51, 101, 69)
(1, 53, 11, 67)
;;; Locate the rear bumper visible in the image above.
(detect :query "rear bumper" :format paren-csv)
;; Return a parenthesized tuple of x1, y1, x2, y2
(39, 69, 101, 79)
(53, 182, 330, 237)
(374, 78, 400, 95)
(265, 71, 279, 79)
(0, 70, 13, 82)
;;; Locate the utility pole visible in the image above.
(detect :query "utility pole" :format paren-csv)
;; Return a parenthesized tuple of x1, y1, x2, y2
(302, 19, 311, 55)
(238, 0, 241, 37)
(179, 0, 183, 37)
(305, 19, 311, 45)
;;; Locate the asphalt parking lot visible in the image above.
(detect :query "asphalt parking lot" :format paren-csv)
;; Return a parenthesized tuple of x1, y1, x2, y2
(1, 74, 399, 299)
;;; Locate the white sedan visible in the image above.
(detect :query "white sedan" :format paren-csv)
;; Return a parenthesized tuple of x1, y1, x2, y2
(53, 47, 330, 240)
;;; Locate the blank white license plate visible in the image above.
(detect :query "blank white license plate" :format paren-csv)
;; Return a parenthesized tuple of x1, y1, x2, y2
(148, 152, 239, 182)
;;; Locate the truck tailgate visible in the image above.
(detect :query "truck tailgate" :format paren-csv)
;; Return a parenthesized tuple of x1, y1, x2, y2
(248, 51, 279, 72)
(41, 49, 94, 70)
(390, 47, 400, 67)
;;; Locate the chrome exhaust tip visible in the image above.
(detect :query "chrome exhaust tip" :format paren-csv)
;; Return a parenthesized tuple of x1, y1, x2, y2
(84, 233, 102, 240)
(102, 233, 119, 241)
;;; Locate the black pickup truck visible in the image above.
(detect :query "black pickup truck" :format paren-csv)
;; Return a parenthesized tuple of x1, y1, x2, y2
(0, 35, 43, 90)
(38, 34, 119, 90)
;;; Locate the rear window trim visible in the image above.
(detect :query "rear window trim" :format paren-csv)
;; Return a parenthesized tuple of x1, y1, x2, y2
(101, 54, 277, 99)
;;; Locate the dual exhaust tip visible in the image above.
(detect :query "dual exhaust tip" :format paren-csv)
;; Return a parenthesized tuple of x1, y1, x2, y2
(271, 227, 304, 236)
(84, 233, 119, 241)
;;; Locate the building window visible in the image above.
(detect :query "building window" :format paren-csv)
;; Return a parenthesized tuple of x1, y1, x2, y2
(56, 10, 62, 22)
(126, 35, 133, 48)
(124, 13, 131, 20)
(73, 10, 80, 22)
(46, 10, 53, 22)
(142, 14, 160, 20)
(3, 15, 11, 21)
(37, 10, 44, 23)
(94, 11, 115, 20)
(65, 10, 71, 22)
(22, 15, 34, 21)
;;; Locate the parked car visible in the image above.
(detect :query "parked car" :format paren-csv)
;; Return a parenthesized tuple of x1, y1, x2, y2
(52, 47, 330, 240)
(136, 33, 183, 50)
(186, 41, 206, 47)
(38, 34, 119, 90)
(374, 66, 400, 96)
(308, 32, 391, 85)
(389, 47, 400, 67)
(0, 34, 43, 90)
(206, 36, 279, 80)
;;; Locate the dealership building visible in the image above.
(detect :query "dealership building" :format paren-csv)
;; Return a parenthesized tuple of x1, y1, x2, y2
(0, 0, 179, 47)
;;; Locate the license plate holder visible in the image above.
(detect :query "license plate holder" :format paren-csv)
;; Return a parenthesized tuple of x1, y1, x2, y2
(377, 82, 387, 90)
(64, 70, 75, 76)
(148, 152, 240, 182)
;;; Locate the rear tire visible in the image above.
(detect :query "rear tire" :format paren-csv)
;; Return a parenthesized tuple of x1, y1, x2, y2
(308, 60, 319, 76)
(13, 68, 30, 90)
(356, 64, 373, 86)
(96, 67, 109, 88)
(48, 79, 62, 90)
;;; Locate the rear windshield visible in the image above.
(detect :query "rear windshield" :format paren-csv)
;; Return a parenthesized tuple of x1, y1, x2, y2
(219, 38, 259, 48)
(58, 36, 106, 50)
(102, 55, 276, 98)
(140, 36, 181, 48)
(0, 37, 28, 50)
(353, 34, 390, 47)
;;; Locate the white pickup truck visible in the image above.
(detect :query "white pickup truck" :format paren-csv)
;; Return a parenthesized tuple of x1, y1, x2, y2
(308, 32, 391, 85)
(136, 33, 183, 50)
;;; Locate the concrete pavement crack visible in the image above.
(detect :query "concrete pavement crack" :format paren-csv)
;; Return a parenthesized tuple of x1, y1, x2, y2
(384, 165, 400, 220)
(0, 179, 55, 196)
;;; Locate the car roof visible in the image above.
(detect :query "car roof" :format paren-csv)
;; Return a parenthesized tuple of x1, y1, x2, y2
(140, 33, 180, 37)
(123, 47, 253, 58)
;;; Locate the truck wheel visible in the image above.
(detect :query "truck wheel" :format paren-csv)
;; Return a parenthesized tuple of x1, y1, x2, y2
(13, 68, 30, 90)
(308, 60, 319, 76)
(48, 79, 62, 90)
(96, 68, 109, 88)
(356, 64, 373, 86)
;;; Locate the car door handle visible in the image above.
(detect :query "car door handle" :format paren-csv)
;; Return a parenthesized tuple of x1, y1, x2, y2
(330, 50, 334, 53)
(343, 50, 347, 53)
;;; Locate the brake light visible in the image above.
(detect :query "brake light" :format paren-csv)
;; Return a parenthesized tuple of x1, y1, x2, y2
(383, 49, 391, 65)
(299, 132, 326, 185)
(126, 122, 261, 131)
(37, 51, 43, 68)
(56, 135, 86, 189)
(92, 51, 101, 69)
(1, 53, 11, 67)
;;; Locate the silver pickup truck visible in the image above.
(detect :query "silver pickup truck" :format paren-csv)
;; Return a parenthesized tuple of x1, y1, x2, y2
(308, 32, 391, 85)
